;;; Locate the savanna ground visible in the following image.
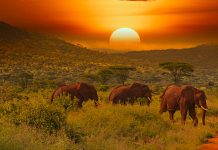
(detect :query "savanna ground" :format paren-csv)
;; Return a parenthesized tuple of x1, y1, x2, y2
(0, 88, 218, 150)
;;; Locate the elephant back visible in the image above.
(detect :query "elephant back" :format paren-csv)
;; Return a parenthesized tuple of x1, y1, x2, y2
(160, 85, 182, 112)
(180, 85, 195, 104)
(76, 82, 98, 101)
(109, 85, 130, 103)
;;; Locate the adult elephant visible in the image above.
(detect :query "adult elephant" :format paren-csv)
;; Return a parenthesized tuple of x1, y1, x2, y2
(51, 82, 98, 108)
(109, 83, 152, 105)
(160, 85, 208, 126)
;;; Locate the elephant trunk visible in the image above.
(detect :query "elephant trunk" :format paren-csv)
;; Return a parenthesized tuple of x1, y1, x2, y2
(200, 103, 207, 125)
(202, 109, 206, 126)
(50, 92, 56, 103)
(94, 94, 99, 107)
(50, 98, 54, 103)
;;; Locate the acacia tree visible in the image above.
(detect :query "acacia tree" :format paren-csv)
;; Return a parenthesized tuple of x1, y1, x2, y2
(15, 71, 33, 89)
(97, 69, 113, 85)
(109, 66, 136, 85)
(159, 62, 194, 84)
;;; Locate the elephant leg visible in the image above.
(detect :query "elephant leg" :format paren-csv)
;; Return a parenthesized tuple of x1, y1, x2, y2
(189, 104, 198, 127)
(78, 100, 83, 108)
(123, 99, 127, 105)
(77, 96, 84, 108)
(180, 103, 188, 125)
(130, 99, 134, 105)
(168, 110, 176, 122)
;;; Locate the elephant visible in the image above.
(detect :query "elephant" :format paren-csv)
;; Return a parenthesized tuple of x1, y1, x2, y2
(159, 85, 208, 126)
(51, 82, 98, 108)
(109, 83, 152, 105)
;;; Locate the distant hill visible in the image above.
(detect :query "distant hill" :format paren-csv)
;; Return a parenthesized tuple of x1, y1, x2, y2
(0, 21, 95, 54)
(119, 45, 218, 68)
(0, 21, 217, 68)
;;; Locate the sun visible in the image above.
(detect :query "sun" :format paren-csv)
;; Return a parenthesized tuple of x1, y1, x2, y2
(110, 28, 141, 50)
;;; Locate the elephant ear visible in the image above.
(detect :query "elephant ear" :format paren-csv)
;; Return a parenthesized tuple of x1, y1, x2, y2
(75, 83, 81, 90)
(194, 89, 203, 101)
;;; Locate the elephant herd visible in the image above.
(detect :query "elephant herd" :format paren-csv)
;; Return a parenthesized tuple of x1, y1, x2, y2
(51, 82, 208, 126)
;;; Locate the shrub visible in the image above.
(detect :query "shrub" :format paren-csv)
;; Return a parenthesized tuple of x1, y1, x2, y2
(97, 84, 110, 92)
(0, 99, 66, 134)
(65, 125, 85, 144)
(24, 105, 65, 133)
(135, 97, 149, 105)
(52, 95, 79, 111)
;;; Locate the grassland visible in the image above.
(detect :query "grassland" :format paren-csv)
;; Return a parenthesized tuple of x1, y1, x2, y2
(0, 89, 217, 150)
(0, 22, 218, 150)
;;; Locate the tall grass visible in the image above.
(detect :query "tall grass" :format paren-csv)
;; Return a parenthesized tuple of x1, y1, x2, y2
(0, 90, 217, 150)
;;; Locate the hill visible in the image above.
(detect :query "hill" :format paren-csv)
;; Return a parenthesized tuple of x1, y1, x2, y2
(0, 22, 217, 87)
(0, 21, 97, 54)
(0, 21, 217, 67)
(122, 45, 218, 68)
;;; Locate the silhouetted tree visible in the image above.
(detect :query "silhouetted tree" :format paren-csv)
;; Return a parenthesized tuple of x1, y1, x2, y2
(18, 71, 33, 89)
(159, 62, 194, 84)
(97, 69, 113, 85)
(109, 66, 136, 85)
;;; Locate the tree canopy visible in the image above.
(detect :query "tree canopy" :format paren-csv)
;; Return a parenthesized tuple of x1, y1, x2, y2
(109, 66, 136, 85)
(159, 62, 194, 84)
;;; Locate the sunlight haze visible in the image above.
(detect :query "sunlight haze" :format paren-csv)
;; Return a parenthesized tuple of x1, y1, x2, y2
(0, 0, 218, 50)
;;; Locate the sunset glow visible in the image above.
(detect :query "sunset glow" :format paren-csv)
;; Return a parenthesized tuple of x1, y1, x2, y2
(110, 28, 141, 49)
(0, 0, 218, 50)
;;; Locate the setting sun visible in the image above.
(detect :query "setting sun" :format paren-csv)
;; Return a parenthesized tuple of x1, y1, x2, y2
(110, 28, 141, 50)
(0, 0, 218, 149)
(1, 0, 218, 50)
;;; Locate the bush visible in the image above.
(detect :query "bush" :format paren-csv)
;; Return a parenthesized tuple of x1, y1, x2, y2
(97, 84, 110, 92)
(0, 123, 76, 150)
(24, 105, 65, 133)
(135, 97, 149, 105)
(0, 99, 66, 134)
(52, 95, 79, 111)
(65, 125, 85, 143)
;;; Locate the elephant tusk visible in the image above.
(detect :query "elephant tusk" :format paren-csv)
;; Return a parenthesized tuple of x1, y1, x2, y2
(147, 97, 152, 102)
(201, 106, 208, 111)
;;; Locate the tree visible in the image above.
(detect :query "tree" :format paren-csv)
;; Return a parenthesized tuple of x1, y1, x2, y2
(83, 74, 98, 84)
(97, 69, 113, 85)
(159, 62, 194, 84)
(18, 71, 33, 89)
(109, 66, 136, 85)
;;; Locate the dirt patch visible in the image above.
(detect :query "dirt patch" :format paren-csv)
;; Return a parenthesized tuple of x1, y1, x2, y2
(201, 136, 218, 150)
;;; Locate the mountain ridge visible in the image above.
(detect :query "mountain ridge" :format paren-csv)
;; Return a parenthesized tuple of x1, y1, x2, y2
(0, 21, 218, 68)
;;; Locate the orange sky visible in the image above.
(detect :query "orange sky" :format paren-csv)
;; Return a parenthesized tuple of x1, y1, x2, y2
(0, 0, 218, 50)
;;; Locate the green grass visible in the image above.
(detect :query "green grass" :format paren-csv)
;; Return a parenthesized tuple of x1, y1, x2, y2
(0, 90, 217, 150)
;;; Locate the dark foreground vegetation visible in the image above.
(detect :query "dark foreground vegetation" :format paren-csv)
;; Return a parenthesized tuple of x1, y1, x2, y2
(0, 22, 218, 150)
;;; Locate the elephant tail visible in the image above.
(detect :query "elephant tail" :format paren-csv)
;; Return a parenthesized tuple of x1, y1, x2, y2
(108, 92, 112, 102)
(160, 85, 172, 99)
(50, 89, 57, 103)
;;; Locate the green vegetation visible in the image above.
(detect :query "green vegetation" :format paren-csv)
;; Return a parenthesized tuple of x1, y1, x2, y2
(96, 69, 113, 84)
(159, 62, 194, 84)
(0, 22, 218, 150)
(0, 92, 218, 150)
(109, 66, 136, 85)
